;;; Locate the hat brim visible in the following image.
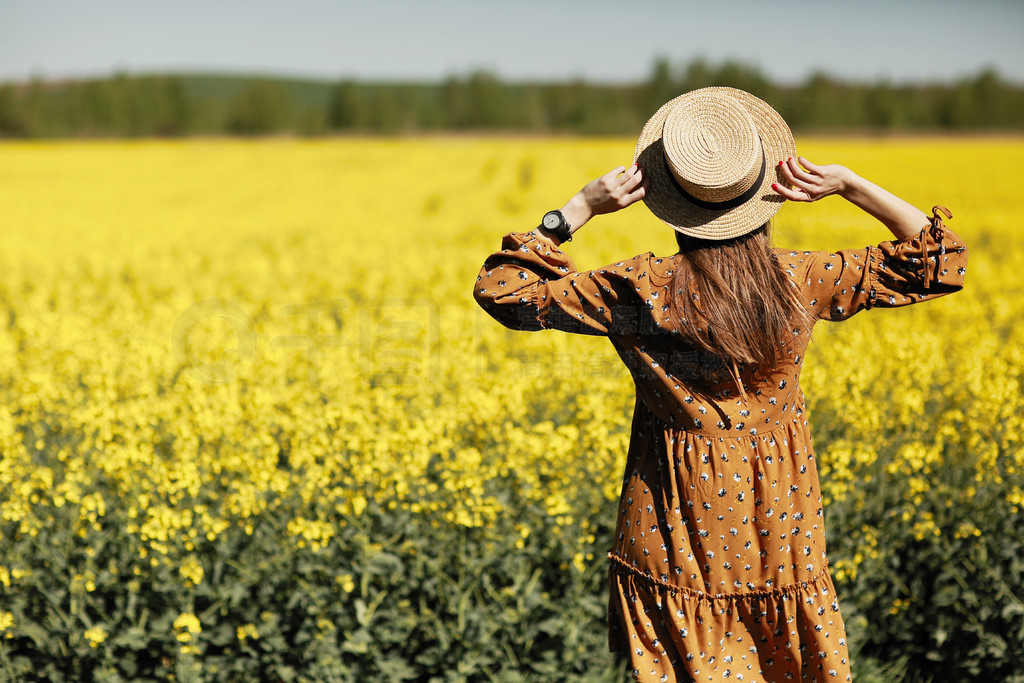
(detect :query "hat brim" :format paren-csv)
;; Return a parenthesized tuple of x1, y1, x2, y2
(634, 87, 797, 240)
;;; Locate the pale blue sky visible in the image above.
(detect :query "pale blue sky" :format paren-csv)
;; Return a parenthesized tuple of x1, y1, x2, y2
(2, 0, 1022, 84)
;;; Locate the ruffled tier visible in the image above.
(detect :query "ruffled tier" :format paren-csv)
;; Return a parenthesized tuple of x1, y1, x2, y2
(608, 555, 851, 682)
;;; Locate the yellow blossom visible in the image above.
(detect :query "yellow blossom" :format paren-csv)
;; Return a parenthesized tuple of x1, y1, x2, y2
(0, 612, 14, 631)
(236, 623, 260, 642)
(84, 625, 107, 648)
(179, 558, 205, 586)
(337, 573, 355, 593)
(173, 612, 202, 642)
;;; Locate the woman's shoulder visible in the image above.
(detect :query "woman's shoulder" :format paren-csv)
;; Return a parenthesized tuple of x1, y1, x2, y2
(770, 247, 822, 280)
(587, 251, 674, 287)
(771, 246, 819, 262)
(643, 251, 681, 285)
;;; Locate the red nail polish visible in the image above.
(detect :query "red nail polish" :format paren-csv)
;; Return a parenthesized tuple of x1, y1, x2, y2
(787, 157, 792, 162)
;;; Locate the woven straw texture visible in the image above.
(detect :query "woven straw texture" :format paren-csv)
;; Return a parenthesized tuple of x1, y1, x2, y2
(634, 87, 796, 240)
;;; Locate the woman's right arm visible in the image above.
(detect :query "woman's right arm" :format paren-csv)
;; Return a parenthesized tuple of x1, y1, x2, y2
(773, 157, 929, 240)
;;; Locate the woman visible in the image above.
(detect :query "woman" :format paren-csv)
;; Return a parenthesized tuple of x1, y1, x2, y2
(472, 87, 967, 682)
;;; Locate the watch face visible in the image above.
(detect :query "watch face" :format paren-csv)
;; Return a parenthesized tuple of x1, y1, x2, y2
(543, 211, 561, 229)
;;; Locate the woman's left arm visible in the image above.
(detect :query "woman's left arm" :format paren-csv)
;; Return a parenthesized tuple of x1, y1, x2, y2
(472, 164, 650, 336)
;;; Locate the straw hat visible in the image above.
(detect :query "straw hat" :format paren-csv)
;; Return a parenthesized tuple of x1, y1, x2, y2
(634, 86, 796, 240)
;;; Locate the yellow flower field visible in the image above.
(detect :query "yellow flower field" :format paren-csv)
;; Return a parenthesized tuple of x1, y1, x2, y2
(0, 136, 1021, 680)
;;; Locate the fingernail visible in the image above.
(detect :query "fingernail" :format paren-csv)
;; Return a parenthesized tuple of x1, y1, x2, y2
(787, 157, 792, 162)
(771, 183, 779, 190)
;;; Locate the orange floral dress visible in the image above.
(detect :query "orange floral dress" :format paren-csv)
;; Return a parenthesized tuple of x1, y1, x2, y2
(473, 209, 967, 683)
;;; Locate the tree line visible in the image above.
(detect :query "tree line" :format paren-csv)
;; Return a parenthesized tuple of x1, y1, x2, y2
(1, 58, 1021, 138)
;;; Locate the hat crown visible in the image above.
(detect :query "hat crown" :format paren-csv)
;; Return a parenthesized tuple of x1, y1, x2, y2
(633, 86, 796, 240)
(661, 92, 764, 205)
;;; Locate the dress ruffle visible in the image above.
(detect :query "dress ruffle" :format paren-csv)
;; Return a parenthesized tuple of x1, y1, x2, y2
(609, 559, 849, 682)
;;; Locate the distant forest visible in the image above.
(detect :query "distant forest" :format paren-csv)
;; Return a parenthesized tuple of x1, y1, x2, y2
(1, 58, 1022, 137)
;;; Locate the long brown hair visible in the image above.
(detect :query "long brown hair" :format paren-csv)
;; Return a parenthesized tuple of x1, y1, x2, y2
(669, 223, 811, 374)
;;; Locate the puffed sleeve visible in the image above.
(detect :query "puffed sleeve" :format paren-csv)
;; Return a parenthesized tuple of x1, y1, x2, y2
(472, 230, 647, 336)
(801, 206, 968, 322)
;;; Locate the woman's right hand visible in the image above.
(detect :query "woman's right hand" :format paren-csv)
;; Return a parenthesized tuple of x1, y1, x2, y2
(772, 156, 930, 240)
(772, 157, 853, 202)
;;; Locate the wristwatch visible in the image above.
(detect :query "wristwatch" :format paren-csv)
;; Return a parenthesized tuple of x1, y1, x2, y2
(540, 209, 572, 243)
